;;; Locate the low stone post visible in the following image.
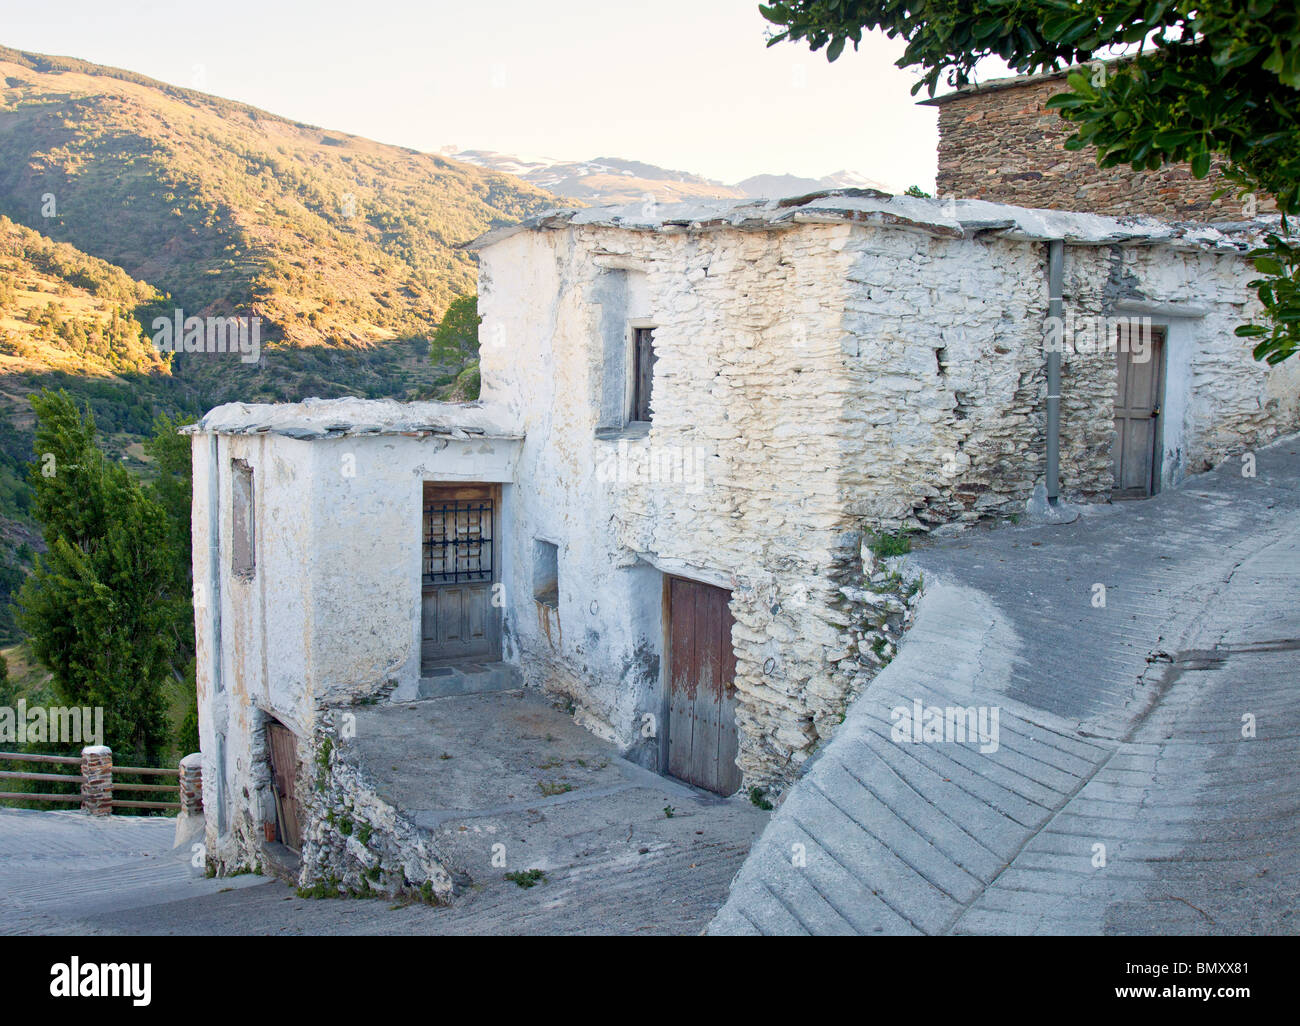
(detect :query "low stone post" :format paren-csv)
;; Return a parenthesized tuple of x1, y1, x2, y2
(80, 745, 112, 816)
(179, 753, 203, 814)
(175, 752, 206, 850)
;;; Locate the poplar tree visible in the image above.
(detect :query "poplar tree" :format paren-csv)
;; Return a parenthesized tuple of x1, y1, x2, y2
(14, 390, 178, 763)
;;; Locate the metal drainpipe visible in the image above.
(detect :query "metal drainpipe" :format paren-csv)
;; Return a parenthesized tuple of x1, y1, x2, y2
(1046, 239, 1064, 505)
(207, 432, 224, 694)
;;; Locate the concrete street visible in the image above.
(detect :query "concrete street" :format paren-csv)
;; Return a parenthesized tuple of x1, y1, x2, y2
(3, 437, 1297, 935)
(710, 435, 1300, 934)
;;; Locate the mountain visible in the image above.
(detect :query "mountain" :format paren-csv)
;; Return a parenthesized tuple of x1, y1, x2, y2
(449, 149, 896, 205)
(0, 45, 570, 643)
(735, 170, 894, 198)
(447, 151, 747, 205)
(0, 214, 166, 381)
(0, 45, 561, 407)
(0, 213, 197, 643)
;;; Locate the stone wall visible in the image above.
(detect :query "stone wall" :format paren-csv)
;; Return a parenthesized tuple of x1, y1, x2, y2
(299, 715, 463, 902)
(479, 211, 1300, 791)
(931, 75, 1271, 221)
(480, 223, 913, 787)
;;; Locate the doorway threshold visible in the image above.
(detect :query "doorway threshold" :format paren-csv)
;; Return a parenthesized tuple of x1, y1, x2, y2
(417, 660, 521, 699)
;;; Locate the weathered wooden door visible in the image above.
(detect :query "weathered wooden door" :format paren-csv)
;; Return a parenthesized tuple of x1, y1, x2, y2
(266, 722, 302, 851)
(667, 576, 741, 795)
(1112, 326, 1165, 499)
(421, 484, 500, 669)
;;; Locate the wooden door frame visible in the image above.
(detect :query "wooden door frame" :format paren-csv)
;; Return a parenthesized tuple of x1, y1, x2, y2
(1149, 326, 1168, 496)
(265, 719, 302, 852)
(420, 482, 503, 668)
(661, 572, 741, 795)
(657, 574, 672, 775)
(1112, 324, 1168, 499)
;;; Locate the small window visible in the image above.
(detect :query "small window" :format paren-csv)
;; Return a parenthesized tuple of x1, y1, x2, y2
(533, 539, 558, 607)
(231, 459, 255, 578)
(631, 326, 656, 423)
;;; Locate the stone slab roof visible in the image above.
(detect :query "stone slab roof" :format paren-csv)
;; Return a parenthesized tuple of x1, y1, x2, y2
(182, 396, 522, 440)
(917, 65, 1079, 106)
(466, 191, 1275, 255)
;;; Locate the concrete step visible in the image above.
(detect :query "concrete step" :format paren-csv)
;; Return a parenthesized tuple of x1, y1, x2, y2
(416, 661, 521, 699)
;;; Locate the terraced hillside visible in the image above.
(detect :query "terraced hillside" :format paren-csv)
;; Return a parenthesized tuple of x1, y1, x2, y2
(0, 44, 559, 405)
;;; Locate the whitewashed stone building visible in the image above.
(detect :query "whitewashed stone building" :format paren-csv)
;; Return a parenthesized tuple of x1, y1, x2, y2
(187, 192, 1300, 880)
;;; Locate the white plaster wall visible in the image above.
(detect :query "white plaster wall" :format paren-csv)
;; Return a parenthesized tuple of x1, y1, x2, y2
(193, 429, 519, 865)
(193, 431, 316, 864)
(193, 212, 1300, 824)
(479, 224, 865, 783)
(1096, 246, 1300, 487)
(480, 231, 669, 756)
(476, 218, 1300, 789)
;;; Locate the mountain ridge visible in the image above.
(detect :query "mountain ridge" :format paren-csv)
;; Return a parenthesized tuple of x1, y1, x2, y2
(0, 44, 562, 408)
(447, 149, 896, 205)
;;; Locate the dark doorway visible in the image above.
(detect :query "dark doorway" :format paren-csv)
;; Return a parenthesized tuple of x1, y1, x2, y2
(666, 575, 741, 795)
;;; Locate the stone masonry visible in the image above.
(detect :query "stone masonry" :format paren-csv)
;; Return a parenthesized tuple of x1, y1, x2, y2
(298, 715, 463, 903)
(923, 69, 1274, 221)
(189, 193, 1300, 883)
(474, 194, 1300, 791)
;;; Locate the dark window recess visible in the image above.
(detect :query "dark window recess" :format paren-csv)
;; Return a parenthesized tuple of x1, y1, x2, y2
(231, 459, 255, 577)
(533, 539, 559, 607)
(423, 499, 494, 584)
(631, 326, 657, 423)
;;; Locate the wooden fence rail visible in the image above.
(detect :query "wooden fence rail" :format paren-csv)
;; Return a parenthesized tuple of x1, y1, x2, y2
(0, 747, 201, 816)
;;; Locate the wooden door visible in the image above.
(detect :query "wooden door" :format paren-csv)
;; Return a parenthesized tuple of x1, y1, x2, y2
(667, 576, 741, 795)
(1112, 326, 1165, 499)
(422, 584, 495, 662)
(266, 723, 302, 851)
(421, 484, 500, 669)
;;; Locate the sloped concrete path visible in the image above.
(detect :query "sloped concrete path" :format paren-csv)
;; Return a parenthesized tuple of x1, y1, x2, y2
(0, 808, 267, 935)
(0, 799, 759, 935)
(710, 436, 1300, 935)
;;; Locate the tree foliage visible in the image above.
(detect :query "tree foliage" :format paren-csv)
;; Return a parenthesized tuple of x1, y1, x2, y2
(760, 0, 1300, 361)
(12, 391, 182, 763)
(429, 294, 482, 377)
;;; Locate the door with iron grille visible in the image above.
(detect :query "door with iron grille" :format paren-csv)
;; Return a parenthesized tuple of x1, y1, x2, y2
(421, 484, 501, 669)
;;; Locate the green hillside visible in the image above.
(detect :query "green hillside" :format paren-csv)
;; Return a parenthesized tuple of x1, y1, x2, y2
(0, 44, 559, 405)
(0, 44, 564, 645)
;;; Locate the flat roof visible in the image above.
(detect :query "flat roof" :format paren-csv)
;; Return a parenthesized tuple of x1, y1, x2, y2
(466, 191, 1274, 254)
(917, 65, 1077, 106)
(182, 396, 523, 440)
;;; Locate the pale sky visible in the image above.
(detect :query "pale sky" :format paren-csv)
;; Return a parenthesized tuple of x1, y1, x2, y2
(2, 0, 944, 191)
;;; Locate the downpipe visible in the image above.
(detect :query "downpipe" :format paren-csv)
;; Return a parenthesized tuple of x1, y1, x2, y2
(1046, 239, 1063, 505)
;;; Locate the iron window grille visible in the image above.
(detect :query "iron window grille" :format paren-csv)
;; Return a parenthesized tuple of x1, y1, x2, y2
(423, 499, 494, 585)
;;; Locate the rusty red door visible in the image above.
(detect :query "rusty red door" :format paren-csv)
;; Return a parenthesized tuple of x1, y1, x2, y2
(266, 722, 302, 851)
(667, 576, 741, 795)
